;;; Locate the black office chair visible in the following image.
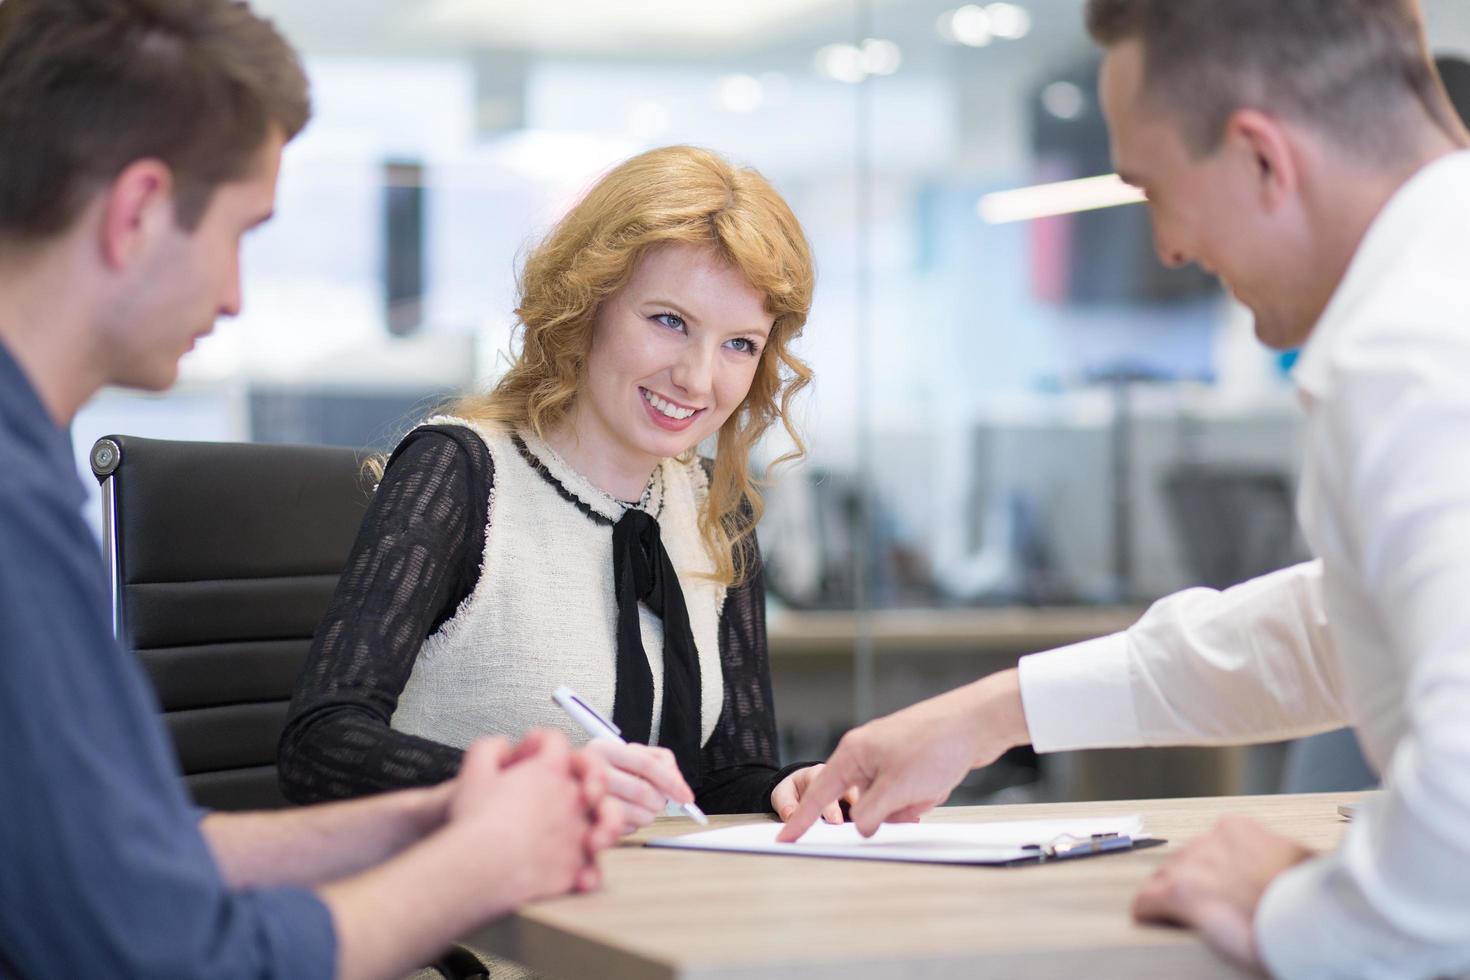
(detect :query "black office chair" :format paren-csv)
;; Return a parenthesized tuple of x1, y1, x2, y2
(91, 434, 495, 980)
(90, 434, 374, 811)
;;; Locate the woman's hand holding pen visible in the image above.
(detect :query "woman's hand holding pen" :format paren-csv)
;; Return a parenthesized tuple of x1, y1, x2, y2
(581, 740, 695, 833)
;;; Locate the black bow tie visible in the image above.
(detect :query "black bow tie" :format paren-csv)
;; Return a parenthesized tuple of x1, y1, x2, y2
(609, 508, 703, 786)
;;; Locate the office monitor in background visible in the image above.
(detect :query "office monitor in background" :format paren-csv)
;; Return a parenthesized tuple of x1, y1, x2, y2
(384, 159, 426, 336)
(1027, 60, 1218, 306)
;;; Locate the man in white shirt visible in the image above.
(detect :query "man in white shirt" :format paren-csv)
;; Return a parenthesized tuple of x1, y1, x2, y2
(781, 1, 1470, 976)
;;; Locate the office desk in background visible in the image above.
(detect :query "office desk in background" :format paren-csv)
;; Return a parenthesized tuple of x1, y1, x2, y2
(765, 607, 1249, 802)
(765, 606, 1145, 659)
(763, 606, 1143, 731)
(472, 791, 1363, 980)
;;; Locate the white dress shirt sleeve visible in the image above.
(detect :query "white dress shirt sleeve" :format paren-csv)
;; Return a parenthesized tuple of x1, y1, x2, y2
(1255, 325, 1470, 980)
(1019, 561, 1347, 753)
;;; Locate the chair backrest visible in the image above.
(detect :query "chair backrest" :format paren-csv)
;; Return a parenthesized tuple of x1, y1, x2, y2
(91, 435, 373, 811)
(1163, 464, 1296, 591)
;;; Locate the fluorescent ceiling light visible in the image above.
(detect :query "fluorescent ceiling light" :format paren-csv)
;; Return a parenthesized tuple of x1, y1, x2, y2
(716, 74, 765, 113)
(985, 3, 1031, 40)
(425, 0, 838, 49)
(977, 174, 1145, 224)
(939, 4, 1029, 47)
(814, 38, 903, 83)
(815, 43, 867, 84)
(939, 6, 993, 47)
(861, 38, 903, 76)
(250, 0, 848, 54)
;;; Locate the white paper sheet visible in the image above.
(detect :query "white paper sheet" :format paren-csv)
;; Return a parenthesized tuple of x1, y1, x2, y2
(646, 815, 1148, 865)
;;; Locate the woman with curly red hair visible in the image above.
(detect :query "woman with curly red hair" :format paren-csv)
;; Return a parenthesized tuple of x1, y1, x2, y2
(280, 145, 848, 829)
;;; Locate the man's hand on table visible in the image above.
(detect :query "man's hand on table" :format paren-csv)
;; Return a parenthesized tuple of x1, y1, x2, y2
(777, 668, 1031, 840)
(1133, 814, 1312, 973)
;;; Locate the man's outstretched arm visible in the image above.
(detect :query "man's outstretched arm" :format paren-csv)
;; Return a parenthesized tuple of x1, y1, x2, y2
(781, 560, 1343, 842)
(778, 668, 1030, 840)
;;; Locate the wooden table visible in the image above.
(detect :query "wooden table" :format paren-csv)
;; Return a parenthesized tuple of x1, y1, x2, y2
(472, 792, 1364, 979)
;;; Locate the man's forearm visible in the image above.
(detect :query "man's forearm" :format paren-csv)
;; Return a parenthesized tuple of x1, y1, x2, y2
(200, 783, 452, 889)
(319, 818, 527, 980)
(970, 667, 1031, 762)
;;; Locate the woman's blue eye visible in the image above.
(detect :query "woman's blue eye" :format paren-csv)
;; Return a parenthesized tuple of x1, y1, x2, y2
(652, 312, 685, 331)
(726, 337, 759, 355)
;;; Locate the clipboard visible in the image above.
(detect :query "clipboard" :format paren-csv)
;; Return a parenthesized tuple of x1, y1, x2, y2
(646, 816, 1167, 867)
(1011, 830, 1167, 865)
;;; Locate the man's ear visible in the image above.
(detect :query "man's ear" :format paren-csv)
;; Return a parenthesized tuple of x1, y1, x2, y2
(1224, 108, 1298, 212)
(99, 159, 175, 271)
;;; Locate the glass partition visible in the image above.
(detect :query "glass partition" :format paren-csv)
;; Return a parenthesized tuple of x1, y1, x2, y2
(73, 0, 1470, 804)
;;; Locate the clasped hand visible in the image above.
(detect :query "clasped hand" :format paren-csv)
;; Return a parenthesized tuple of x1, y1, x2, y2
(449, 730, 623, 902)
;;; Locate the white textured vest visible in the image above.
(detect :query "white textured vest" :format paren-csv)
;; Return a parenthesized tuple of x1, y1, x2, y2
(390, 419, 726, 751)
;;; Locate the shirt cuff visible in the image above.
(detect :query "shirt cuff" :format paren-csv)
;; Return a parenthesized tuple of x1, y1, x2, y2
(1017, 632, 1139, 753)
(1256, 855, 1343, 979)
(1255, 850, 1429, 980)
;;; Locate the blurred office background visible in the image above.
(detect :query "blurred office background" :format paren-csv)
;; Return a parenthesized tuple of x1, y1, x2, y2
(75, 0, 1470, 804)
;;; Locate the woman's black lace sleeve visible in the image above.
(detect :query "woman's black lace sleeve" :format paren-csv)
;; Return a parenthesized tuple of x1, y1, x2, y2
(276, 425, 490, 804)
(278, 432, 806, 812)
(694, 524, 813, 814)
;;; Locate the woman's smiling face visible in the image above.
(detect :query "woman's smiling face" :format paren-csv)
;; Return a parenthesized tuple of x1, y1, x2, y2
(572, 243, 774, 481)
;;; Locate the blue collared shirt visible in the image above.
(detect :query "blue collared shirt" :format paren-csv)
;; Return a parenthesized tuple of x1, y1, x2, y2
(0, 340, 335, 978)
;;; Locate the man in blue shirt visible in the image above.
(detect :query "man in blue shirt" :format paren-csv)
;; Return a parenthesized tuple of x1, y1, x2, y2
(0, 1, 622, 977)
